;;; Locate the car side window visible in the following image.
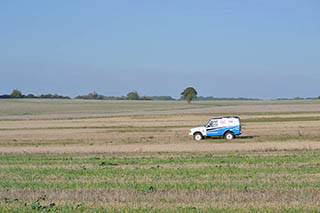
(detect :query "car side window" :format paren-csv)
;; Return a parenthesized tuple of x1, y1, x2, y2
(208, 120, 218, 128)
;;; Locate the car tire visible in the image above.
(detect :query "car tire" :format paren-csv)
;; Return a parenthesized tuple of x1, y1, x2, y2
(193, 133, 203, 141)
(224, 132, 234, 140)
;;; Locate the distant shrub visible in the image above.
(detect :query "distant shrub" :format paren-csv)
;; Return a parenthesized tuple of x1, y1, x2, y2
(103, 96, 127, 100)
(39, 94, 70, 99)
(140, 96, 151, 100)
(10, 89, 22, 98)
(147, 96, 175, 100)
(25, 94, 38, 98)
(75, 91, 104, 100)
(196, 96, 260, 101)
(0, 94, 11, 99)
(127, 91, 139, 100)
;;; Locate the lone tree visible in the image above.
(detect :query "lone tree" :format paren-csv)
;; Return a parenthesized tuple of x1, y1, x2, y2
(127, 91, 139, 100)
(87, 91, 99, 99)
(181, 87, 197, 103)
(10, 89, 22, 98)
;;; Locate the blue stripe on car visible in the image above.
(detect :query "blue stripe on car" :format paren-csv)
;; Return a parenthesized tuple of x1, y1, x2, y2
(206, 125, 241, 136)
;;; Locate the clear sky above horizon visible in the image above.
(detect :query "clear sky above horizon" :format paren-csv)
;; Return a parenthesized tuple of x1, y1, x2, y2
(1, 0, 319, 99)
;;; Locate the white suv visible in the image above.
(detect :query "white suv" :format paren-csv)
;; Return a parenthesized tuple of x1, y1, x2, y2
(189, 116, 241, 141)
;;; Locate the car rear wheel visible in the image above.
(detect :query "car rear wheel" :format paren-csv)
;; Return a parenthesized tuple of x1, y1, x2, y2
(224, 132, 234, 140)
(194, 133, 203, 141)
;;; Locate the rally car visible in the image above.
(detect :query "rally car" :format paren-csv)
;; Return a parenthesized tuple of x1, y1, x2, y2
(189, 116, 241, 141)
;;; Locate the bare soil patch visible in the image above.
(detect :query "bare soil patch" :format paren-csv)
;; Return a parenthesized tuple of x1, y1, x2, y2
(1, 101, 320, 153)
(1, 141, 319, 154)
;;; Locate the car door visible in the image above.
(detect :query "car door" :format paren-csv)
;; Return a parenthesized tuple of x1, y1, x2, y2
(206, 119, 219, 136)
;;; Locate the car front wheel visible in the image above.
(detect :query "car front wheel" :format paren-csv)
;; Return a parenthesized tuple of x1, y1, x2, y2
(193, 133, 203, 141)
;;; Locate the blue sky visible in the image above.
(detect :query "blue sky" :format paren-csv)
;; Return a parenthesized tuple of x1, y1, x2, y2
(1, 0, 319, 99)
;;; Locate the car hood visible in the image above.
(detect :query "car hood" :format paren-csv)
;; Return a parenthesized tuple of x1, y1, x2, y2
(190, 126, 206, 132)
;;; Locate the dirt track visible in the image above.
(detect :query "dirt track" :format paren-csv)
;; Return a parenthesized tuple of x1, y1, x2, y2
(1, 141, 319, 154)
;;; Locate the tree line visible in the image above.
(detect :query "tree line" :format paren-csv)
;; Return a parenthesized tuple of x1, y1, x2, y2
(0, 89, 71, 99)
(0, 89, 193, 102)
(75, 91, 175, 101)
(2, 89, 319, 103)
(0, 89, 175, 101)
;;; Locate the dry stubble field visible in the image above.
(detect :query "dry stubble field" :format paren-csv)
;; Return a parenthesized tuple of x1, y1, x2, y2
(1, 99, 320, 212)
